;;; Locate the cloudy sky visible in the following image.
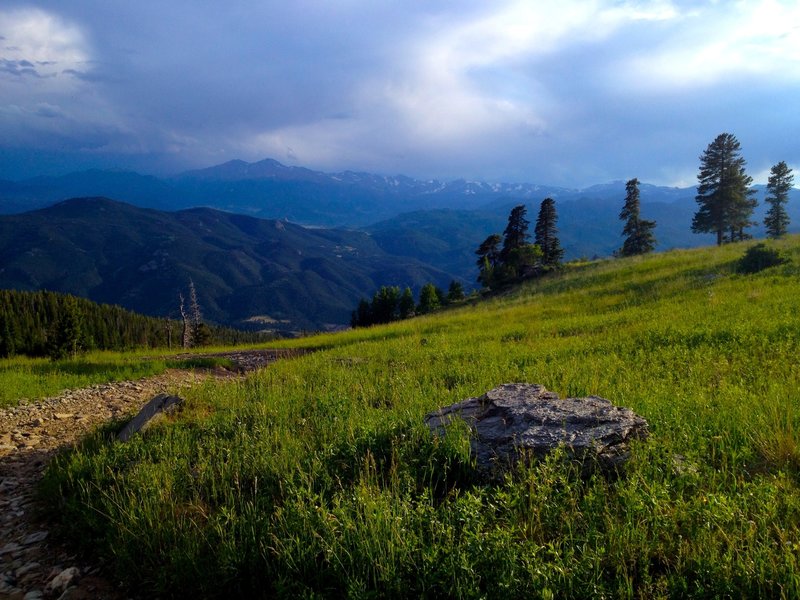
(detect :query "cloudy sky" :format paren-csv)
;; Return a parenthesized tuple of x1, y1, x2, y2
(0, 1, 798, 186)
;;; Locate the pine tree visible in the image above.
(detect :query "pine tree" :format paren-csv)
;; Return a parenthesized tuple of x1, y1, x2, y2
(692, 133, 756, 245)
(188, 280, 211, 346)
(371, 286, 400, 324)
(48, 296, 84, 360)
(398, 287, 415, 319)
(165, 317, 174, 350)
(618, 178, 657, 256)
(0, 311, 16, 358)
(501, 205, 530, 262)
(417, 283, 441, 314)
(764, 161, 794, 238)
(447, 280, 465, 303)
(724, 164, 758, 242)
(534, 198, 564, 268)
(476, 233, 501, 288)
(496, 205, 536, 281)
(352, 298, 372, 328)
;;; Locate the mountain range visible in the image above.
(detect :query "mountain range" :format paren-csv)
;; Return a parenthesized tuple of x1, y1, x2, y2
(0, 158, 730, 227)
(0, 198, 456, 332)
(0, 158, 797, 330)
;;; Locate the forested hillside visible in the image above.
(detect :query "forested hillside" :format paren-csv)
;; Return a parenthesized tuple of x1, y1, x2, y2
(0, 288, 258, 357)
(0, 197, 457, 331)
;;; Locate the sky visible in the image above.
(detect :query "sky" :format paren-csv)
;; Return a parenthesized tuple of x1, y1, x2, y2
(0, 1, 798, 187)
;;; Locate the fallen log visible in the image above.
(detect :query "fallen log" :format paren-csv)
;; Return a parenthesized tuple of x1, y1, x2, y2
(117, 393, 184, 442)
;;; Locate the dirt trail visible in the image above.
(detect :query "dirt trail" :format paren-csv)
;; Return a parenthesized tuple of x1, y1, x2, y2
(0, 349, 297, 600)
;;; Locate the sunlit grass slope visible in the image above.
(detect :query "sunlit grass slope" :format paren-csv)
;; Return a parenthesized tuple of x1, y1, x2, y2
(44, 238, 800, 598)
(0, 346, 246, 409)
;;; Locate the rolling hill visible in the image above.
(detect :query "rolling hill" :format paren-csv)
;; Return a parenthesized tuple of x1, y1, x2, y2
(44, 235, 800, 598)
(0, 198, 459, 331)
(4, 160, 796, 272)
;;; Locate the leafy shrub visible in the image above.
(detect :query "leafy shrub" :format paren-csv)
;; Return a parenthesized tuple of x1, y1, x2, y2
(738, 243, 788, 273)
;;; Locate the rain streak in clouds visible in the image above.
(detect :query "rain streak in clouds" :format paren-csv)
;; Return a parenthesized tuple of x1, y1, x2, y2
(0, 0, 798, 186)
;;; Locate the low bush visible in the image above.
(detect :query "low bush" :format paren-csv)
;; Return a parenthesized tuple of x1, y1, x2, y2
(738, 243, 788, 273)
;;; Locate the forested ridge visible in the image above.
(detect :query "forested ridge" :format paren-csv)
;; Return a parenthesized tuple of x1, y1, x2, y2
(0, 288, 261, 357)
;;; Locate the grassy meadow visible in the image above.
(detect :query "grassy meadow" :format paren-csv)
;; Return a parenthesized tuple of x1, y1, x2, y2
(41, 238, 800, 598)
(0, 348, 241, 409)
(0, 351, 170, 409)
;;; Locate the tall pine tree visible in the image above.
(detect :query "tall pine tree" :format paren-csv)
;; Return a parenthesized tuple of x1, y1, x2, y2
(447, 280, 465, 303)
(398, 287, 416, 319)
(0, 311, 16, 358)
(692, 133, 756, 245)
(618, 178, 656, 256)
(501, 205, 530, 262)
(499, 205, 534, 280)
(764, 161, 794, 238)
(534, 197, 564, 268)
(417, 283, 441, 314)
(475, 233, 502, 288)
(48, 296, 84, 360)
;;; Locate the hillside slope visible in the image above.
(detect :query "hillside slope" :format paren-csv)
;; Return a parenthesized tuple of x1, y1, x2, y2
(0, 198, 457, 331)
(369, 187, 800, 277)
(45, 237, 800, 598)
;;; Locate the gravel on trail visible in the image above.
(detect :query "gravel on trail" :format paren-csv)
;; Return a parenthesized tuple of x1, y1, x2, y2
(0, 349, 295, 600)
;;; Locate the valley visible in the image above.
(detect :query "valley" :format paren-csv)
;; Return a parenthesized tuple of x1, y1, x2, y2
(0, 197, 457, 333)
(2, 159, 797, 335)
(3, 2, 797, 596)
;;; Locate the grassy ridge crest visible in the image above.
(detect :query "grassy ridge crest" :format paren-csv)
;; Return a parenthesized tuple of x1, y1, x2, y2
(43, 238, 800, 598)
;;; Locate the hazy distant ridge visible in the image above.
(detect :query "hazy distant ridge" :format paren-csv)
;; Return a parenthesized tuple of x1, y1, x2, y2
(0, 158, 705, 227)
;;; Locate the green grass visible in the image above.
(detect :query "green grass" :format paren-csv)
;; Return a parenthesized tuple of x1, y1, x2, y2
(0, 352, 167, 408)
(42, 238, 800, 598)
(0, 347, 243, 409)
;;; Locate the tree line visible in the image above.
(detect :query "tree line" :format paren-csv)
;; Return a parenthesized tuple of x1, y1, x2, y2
(0, 287, 267, 359)
(692, 132, 793, 243)
(351, 131, 792, 326)
(477, 130, 794, 293)
(351, 280, 466, 328)
(475, 198, 566, 289)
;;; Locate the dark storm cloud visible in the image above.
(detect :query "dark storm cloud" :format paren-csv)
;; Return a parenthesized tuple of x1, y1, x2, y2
(0, 58, 45, 77)
(0, 1, 798, 185)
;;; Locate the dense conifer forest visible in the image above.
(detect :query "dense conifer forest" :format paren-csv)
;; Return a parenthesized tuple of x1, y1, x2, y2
(0, 289, 264, 357)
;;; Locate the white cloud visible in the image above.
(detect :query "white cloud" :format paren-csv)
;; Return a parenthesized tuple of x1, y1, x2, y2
(621, 0, 800, 89)
(332, 1, 687, 151)
(0, 8, 138, 152)
(0, 8, 89, 80)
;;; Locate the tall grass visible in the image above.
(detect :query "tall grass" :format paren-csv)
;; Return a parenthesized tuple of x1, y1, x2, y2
(0, 346, 245, 409)
(0, 352, 171, 408)
(43, 238, 800, 598)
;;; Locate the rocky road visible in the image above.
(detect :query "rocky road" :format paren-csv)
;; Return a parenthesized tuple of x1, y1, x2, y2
(0, 349, 297, 600)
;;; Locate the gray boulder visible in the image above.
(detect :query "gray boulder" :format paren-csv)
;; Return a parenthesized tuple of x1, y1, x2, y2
(425, 383, 648, 478)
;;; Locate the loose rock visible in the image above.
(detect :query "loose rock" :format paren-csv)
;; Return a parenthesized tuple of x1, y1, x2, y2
(0, 542, 22, 556)
(22, 532, 48, 546)
(0, 349, 298, 599)
(425, 383, 649, 478)
(45, 567, 79, 595)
